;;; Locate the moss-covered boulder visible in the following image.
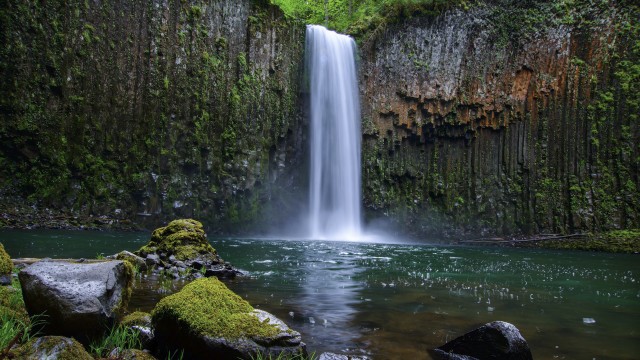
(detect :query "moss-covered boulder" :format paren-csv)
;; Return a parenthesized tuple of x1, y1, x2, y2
(152, 277, 305, 360)
(115, 250, 148, 271)
(0, 242, 13, 285)
(134, 219, 240, 279)
(137, 219, 215, 261)
(9, 336, 93, 360)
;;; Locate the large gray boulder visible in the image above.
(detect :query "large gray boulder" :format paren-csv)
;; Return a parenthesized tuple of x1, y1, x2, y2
(430, 321, 533, 360)
(19, 260, 133, 343)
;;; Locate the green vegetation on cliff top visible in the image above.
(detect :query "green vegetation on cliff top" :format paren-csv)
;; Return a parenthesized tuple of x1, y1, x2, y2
(271, 0, 471, 37)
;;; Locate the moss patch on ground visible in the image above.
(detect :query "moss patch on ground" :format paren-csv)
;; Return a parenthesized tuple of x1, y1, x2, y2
(152, 277, 279, 341)
(0, 243, 12, 275)
(136, 219, 217, 261)
(0, 274, 28, 323)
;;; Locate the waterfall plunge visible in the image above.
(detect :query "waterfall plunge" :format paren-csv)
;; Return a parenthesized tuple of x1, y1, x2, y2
(306, 25, 362, 240)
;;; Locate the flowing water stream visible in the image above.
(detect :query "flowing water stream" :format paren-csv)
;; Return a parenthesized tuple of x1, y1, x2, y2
(2, 230, 638, 359)
(306, 25, 362, 240)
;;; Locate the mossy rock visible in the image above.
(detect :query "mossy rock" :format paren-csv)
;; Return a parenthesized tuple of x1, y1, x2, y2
(136, 219, 218, 262)
(114, 348, 158, 360)
(116, 250, 148, 272)
(152, 277, 305, 359)
(0, 242, 12, 275)
(10, 336, 93, 360)
(121, 311, 152, 328)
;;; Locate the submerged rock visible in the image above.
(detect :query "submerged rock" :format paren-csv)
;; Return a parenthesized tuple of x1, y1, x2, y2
(18, 260, 133, 343)
(152, 277, 306, 359)
(430, 321, 533, 360)
(0, 242, 13, 285)
(10, 336, 93, 359)
(134, 219, 241, 279)
(318, 353, 370, 360)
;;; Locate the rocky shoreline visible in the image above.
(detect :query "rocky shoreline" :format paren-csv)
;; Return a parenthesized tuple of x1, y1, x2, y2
(0, 196, 143, 232)
(2, 196, 637, 254)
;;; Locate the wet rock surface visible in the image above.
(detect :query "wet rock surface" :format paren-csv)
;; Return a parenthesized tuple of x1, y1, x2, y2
(18, 260, 133, 343)
(430, 321, 533, 360)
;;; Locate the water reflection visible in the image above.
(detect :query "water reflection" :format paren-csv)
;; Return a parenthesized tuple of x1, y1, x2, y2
(295, 242, 365, 353)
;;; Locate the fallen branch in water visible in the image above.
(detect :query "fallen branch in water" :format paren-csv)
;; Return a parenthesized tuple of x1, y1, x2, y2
(459, 233, 587, 244)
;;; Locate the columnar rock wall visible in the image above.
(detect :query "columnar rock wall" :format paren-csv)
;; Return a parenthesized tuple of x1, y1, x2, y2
(359, 2, 639, 238)
(0, 0, 306, 232)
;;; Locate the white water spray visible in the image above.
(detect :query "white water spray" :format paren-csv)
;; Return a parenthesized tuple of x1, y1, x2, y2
(306, 25, 362, 240)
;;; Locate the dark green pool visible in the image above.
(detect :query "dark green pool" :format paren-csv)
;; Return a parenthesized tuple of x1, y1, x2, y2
(1, 230, 638, 359)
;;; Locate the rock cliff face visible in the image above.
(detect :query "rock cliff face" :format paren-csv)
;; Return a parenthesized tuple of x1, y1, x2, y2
(0, 0, 306, 232)
(1, 1, 637, 238)
(359, 1, 639, 237)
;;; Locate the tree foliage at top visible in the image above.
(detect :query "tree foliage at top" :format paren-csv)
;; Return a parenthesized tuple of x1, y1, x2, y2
(270, 0, 471, 38)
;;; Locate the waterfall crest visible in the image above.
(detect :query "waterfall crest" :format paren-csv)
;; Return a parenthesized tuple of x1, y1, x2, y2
(306, 25, 362, 240)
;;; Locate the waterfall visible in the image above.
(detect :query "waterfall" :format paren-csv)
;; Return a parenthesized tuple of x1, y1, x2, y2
(306, 25, 362, 240)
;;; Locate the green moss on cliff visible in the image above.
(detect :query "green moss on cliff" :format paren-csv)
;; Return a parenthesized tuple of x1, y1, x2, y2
(359, 0, 639, 240)
(0, 1, 305, 232)
(152, 277, 279, 340)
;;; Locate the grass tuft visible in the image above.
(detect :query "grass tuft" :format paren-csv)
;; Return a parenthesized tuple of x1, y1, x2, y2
(89, 325, 142, 358)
